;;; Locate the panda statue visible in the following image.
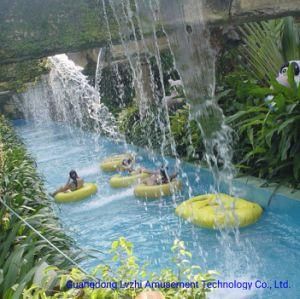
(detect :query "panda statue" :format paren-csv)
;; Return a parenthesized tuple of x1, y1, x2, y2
(276, 60, 300, 87)
(265, 60, 300, 110)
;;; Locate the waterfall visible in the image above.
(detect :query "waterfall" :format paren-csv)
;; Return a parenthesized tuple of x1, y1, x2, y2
(100, 0, 235, 193)
(97, 0, 261, 295)
(14, 54, 120, 139)
(157, 1, 261, 294)
(156, 0, 236, 193)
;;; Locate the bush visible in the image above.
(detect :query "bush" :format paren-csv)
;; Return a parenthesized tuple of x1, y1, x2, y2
(0, 116, 77, 297)
(217, 16, 300, 187)
(118, 104, 173, 153)
(170, 105, 204, 161)
(223, 66, 300, 187)
(24, 237, 216, 299)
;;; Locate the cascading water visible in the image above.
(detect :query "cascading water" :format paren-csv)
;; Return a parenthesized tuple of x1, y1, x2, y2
(101, 0, 185, 174)
(154, 1, 262, 297)
(96, 0, 262, 297)
(14, 54, 120, 139)
(155, 0, 235, 193)
(96, 3, 200, 276)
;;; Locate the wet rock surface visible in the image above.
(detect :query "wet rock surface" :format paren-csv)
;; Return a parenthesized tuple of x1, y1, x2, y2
(0, 0, 299, 65)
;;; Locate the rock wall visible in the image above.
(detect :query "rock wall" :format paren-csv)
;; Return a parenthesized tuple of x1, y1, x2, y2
(1, 0, 300, 65)
(231, 0, 300, 23)
(0, 59, 49, 92)
(0, 0, 118, 65)
(0, 93, 21, 119)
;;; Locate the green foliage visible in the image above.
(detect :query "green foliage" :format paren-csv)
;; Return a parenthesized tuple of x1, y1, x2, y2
(118, 104, 173, 153)
(24, 237, 215, 299)
(239, 19, 284, 83)
(99, 63, 134, 116)
(0, 116, 76, 298)
(238, 17, 300, 83)
(226, 66, 300, 186)
(118, 102, 206, 162)
(170, 105, 203, 160)
(0, 59, 49, 93)
(217, 16, 300, 187)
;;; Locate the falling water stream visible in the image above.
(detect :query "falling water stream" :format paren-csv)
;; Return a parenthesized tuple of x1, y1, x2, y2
(14, 54, 120, 139)
(94, 0, 261, 297)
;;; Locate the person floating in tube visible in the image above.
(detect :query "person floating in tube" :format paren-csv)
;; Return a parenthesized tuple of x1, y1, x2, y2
(119, 156, 154, 176)
(51, 170, 84, 197)
(142, 165, 178, 186)
(119, 157, 135, 173)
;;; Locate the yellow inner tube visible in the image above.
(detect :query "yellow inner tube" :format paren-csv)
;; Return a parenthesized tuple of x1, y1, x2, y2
(134, 180, 182, 199)
(55, 183, 98, 203)
(175, 193, 263, 229)
(110, 172, 150, 188)
(100, 154, 133, 172)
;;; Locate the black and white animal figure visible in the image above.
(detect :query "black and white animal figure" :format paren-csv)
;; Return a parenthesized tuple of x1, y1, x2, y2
(265, 60, 300, 110)
(276, 60, 300, 87)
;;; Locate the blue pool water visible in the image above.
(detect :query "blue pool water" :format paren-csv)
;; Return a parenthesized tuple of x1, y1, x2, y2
(14, 120, 300, 299)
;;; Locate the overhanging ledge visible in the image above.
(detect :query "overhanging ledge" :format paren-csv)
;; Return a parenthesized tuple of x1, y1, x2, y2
(0, 0, 300, 65)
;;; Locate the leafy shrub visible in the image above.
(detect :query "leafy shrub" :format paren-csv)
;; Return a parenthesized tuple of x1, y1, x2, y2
(217, 16, 300, 187)
(24, 237, 215, 299)
(0, 116, 77, 297)
(118, 103, 206, 161)
(226, 66, 300, 187)
(118, 104, 173, 153)
(170, 105, 204, 161)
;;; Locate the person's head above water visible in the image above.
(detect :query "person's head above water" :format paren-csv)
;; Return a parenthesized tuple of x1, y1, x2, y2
(69, 170, 78, 180)
(122, 158, 132, 166)
(160, 165, 169, 179)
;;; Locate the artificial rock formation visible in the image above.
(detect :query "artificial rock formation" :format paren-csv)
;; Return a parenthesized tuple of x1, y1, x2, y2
(0, 0, 299, 65)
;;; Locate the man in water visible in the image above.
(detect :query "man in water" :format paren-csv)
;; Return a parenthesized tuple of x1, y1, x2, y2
(120, 157, 155, 176)
(120, 157, 135, 173)
(51, 170, 84, 196)
(142, 165, 178, 186)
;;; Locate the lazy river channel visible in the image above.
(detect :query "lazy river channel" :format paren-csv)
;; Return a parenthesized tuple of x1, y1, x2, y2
(14, 120, 300, 299)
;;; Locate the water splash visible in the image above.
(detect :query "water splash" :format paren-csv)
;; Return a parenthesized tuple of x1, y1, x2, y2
(71, 188, 134, 213)
(104, 0, 260, 294)
(14, 54, 120, 139)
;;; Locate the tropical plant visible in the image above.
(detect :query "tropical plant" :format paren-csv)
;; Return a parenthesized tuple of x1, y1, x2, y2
(170, 105, 203, 161)
(226, 66, 300, 187)
(238, 17, 300, 83)
(118, 103, 173, 153)
(0, 116, 79, 298)
(216, 16, 300, 187)
(23, 237, 216, 299)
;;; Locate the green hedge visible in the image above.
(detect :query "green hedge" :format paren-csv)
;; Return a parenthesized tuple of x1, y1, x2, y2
(0, 116, 76, 298)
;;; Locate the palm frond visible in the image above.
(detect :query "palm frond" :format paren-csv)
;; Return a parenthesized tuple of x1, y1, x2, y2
(282, 17, 300, 61)
(239, 19, 285, 83)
